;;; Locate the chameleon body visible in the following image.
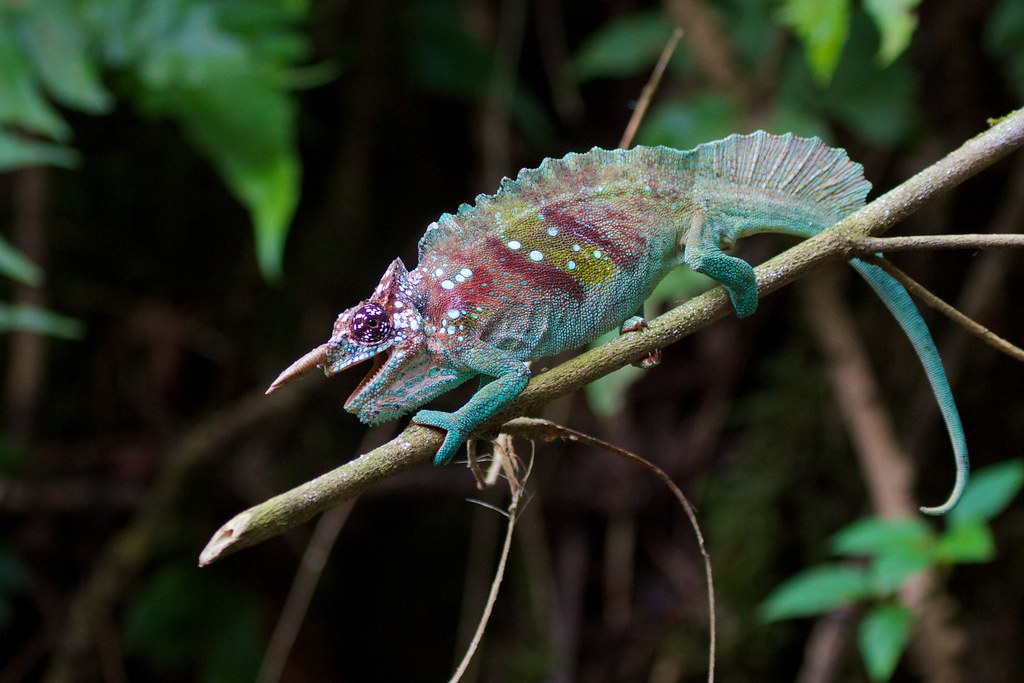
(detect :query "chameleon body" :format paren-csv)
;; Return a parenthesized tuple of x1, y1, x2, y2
(268, 131, 968, 515)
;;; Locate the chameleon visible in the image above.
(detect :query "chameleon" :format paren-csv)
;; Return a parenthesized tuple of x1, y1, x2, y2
(266, 131, 968, 515)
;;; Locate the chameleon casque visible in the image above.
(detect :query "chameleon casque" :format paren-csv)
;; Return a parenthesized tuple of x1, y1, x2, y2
(267, 131, 969, 515)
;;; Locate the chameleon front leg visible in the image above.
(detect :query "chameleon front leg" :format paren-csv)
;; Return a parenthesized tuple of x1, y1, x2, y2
(683, 206, 759, 318)
(413, 343, 531, 465)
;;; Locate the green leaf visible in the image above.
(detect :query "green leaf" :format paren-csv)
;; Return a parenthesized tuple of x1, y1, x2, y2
(584, 356, 645, 418)
(147, 77, 300, 282)
(0, 232, 43, 286)
(637, 93, 743, 151)
(863, 0, 921, 65)
(0, 19, 71, 140)
(985, 0, 1024, 100)
(948, 459, 1024, 523)
(124, 565, 262, 683)
(830, 517, 933, 557)
(573, 11, 681, 82)
(779, 0, 850, 83)
(859, 602, 912, 682)
(821, 13, 920, 147)
(759, 564, 870, 621)
(18, 8, 112, 114)
(868, 551, 933, 594)
(0, 303, 84, 339)
(0, 544, 30, 631)
(0, 129, 78, 172)
(935, 520, 995, 563)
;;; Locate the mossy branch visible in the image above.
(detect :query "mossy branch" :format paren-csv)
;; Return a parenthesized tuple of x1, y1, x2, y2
(200, 108, 1024, 567)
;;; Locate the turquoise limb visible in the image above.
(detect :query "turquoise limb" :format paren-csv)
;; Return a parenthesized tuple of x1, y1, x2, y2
(851, 258, 969, 515)
(683, 208, 759, 318)
(413, 344, 531, 465)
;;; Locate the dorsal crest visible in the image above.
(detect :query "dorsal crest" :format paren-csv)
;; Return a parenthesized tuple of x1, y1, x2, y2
(417, 145, 694, 259)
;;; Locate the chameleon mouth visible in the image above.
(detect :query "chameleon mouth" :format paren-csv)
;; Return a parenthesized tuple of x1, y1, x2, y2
(344, 348, 391, 409)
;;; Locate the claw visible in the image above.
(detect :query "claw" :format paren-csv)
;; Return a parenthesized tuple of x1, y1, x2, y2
(266, 344, 328, 395)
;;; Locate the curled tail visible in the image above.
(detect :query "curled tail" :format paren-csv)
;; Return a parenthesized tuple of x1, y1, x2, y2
(850, 259, 969, 514)
(686, 131, 968, 514)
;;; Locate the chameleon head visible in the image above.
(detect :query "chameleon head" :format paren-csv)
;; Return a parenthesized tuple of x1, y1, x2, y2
(266, 259, 465, 425)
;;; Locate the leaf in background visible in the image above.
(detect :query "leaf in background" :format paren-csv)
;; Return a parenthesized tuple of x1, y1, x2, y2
(584, 348, 645, 417)
(161, 79, 300, 282)
(830, 517, 933, 557)
(0, 19, 71, 140)
(124, 564, 262, 683)
(863, 0, 921, 65)
(18, 6, 112, 114)
(125, 0, 307, 282)
(821, 12, 920, 147)
(0, 129, 78, 172)
(637, 93, 742, 150)
(935, 520, 995, 563)
(759, 564, 870, 621)
(868, 551, 932, 594)
(948, 459, 1024, 524)
(858, 602, 912, 682)
(0, 232, 43, 286)
(0, 544, 29, 631)
(779, 0, 850, 84)
(0, 304, 85, 339)
(985, 0, 1024, 100)
(573, 11, 683, 82)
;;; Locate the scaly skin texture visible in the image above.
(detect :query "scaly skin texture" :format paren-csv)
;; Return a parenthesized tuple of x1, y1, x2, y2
(269, 131, 969, 515)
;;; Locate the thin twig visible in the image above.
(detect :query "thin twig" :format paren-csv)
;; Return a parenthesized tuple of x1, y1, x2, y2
(866, 257, 1024, 363)
(448, 448, 532, 683)
(853, 233, 1024, 253)
(618, 26, 683, 150)
(500, 417, 716, 683)
(255, 500, 357, 683)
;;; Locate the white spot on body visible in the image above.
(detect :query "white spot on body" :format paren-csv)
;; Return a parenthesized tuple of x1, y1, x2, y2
(460, 268, 472, 277)
(441, 280, 455, 290)
(434, 268, 444, 277)
(507, 240, 521, 250)
(593, 250, 603, 259)
(572, 244, 581, 251)
(529, 250, 544, 262)
(547, 227, 558, 236)
(567, 260, 576, 270)
(447, 309, 460, 319)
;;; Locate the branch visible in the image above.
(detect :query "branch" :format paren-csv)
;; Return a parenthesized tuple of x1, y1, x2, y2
(200, 108, 1024, 567)
(852, 233, 1024, 253)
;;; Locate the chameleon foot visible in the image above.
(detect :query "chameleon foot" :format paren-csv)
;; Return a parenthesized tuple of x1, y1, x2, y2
(413, 409, 471, 465)
(620, 315, 662, 368)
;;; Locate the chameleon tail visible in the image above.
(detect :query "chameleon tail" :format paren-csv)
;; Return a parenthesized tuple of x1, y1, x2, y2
(850, 258, 969, 515)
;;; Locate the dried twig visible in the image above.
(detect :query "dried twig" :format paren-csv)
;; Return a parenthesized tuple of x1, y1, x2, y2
(866, 257, 1024, 363)
(618, 26, 683, 150)
(500, 417, 717, 683)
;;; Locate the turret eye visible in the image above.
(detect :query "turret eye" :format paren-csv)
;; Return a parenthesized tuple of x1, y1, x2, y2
(350, 303, 392, 344)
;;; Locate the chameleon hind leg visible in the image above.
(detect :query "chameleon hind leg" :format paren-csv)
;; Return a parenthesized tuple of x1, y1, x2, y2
(683, 207, 759, 318)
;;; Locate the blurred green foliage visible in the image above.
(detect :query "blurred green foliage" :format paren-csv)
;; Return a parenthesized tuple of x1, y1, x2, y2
(0, 0, 308, 282)
(760, 460, 1024, 681)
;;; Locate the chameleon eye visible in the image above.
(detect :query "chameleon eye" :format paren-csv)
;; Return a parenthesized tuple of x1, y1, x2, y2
(349, 303, 392, 344)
